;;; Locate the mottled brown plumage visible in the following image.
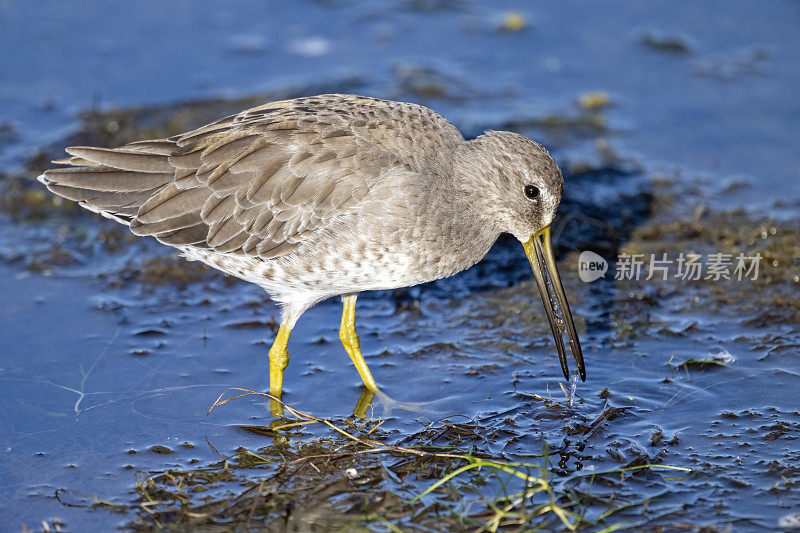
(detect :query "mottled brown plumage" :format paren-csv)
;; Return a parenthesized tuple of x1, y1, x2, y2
(39, 94, 585, 385)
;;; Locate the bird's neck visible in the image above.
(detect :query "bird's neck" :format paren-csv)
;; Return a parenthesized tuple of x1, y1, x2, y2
(450, 139, 504, 238)
(413, 139, 503, 269)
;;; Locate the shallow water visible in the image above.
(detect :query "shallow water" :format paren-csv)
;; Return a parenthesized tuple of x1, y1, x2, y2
(1, 0, 799, 530)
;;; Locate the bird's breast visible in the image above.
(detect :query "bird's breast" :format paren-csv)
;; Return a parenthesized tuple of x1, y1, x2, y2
(289, 204, 498, 294)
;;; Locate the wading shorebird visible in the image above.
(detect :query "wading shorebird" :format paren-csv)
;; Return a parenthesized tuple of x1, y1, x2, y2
(39, 94, 585, 412)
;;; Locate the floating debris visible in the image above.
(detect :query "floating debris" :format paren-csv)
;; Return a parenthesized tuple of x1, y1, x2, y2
(578, 91, 612, 110)
(498, 12, 527, 33)
(677, 348, 735, 370)
(149, 445, 174, 455)
(640, 30, 692, 54)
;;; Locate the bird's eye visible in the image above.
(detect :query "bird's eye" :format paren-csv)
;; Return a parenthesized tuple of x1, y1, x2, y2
(524, 185, 540, 200)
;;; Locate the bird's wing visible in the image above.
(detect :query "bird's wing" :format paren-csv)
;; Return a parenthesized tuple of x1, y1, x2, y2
(41, 94, 463, 259)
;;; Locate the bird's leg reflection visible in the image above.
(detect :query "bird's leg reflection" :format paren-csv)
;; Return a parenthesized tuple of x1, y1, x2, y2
(353, 387, 376, 418)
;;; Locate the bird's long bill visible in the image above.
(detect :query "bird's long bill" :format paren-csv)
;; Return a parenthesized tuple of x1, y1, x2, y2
(523, 225, 586, 381)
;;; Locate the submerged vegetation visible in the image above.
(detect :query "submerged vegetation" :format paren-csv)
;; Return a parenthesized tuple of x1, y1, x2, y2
(65, 390, 690, 531)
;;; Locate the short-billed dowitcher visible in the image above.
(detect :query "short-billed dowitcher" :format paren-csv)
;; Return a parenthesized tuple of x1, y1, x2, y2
(38, 94, 585, 407)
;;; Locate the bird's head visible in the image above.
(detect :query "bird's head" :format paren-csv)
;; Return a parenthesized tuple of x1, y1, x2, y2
(457, 130, 585, 381)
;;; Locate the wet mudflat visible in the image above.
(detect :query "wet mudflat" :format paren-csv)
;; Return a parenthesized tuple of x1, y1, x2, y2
(1, 1, 799, 531)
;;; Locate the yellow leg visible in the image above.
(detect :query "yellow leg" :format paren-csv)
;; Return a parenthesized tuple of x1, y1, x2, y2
(268, 325, 292, 398)
(339, 295, 379, 392)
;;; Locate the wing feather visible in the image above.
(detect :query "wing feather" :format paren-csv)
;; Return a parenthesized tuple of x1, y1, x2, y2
(66, 146, 173, 173)
(41, 94, 463, 261)
(43, 167, 173, 192)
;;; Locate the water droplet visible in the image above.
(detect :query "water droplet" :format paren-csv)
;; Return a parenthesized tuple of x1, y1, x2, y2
(569, 370, 580, 407)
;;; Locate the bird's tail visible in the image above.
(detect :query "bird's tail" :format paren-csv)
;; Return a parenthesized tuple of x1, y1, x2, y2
(37, 140, 178, 226)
